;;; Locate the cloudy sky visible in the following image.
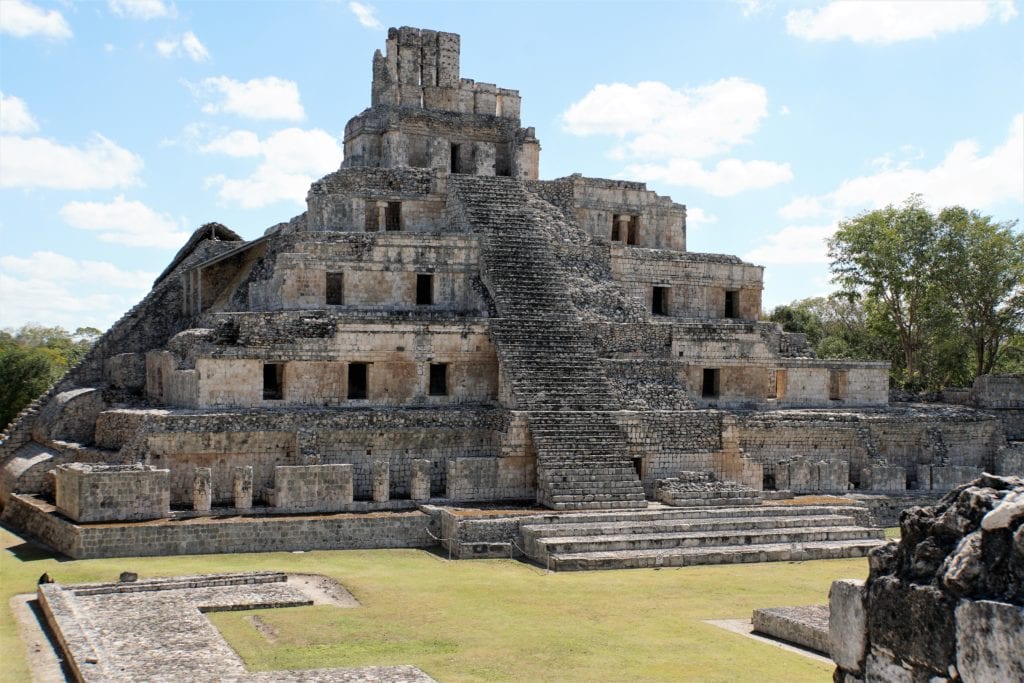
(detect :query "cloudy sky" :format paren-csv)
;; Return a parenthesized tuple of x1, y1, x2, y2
(1, 0, 1021, 330)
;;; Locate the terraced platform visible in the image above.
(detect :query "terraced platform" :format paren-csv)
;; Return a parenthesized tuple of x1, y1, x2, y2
(519, 504, 886, 571)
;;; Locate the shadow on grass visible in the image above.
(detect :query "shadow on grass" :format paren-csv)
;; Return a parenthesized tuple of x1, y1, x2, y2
(0, 522, 68, 563)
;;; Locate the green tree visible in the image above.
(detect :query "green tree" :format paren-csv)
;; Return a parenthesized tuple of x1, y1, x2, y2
(934, 207, 1024, 377)
(0, 324, 100, 430)
(827, 195, 947, 389)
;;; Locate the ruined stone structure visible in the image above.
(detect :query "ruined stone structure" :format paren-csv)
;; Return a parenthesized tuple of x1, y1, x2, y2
(829, 474, 1024, 682)
(0, 28, 1019, 566)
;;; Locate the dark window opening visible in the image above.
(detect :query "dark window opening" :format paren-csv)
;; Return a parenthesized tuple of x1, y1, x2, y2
(429, 363, 448, 396)
(724, 290, 739, 319)
(652, 286, 669, 316)
(702, 368, 720, 399)
(385, 202, 402, 231)
(365, 201, 379, 232)
(450, 144, 462, 174)
(627, 218, 639, 245)
(829, 369, 848, 400)
(263, 363, 284, 400)
(348, 362, 368, 400)
(326, 272, 344, 305)
(611, 223, 620, 241)
(632, 457, 643, 481)
(763, 470, 776, 491)
(416, 273, 433, 305)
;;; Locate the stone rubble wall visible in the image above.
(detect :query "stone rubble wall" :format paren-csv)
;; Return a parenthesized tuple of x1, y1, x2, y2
(829, 474, 1024, 682)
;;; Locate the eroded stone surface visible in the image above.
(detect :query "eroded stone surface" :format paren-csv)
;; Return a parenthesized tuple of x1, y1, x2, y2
(37, 572, 435, 683)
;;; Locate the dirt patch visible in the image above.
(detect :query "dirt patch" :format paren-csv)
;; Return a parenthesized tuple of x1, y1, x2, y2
(245, 614, 279, 642)
(286, 573, 360, 607)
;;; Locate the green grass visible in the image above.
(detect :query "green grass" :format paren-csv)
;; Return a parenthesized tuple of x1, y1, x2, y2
(885, 527, 901, 540)
(0, 525, 867, 682)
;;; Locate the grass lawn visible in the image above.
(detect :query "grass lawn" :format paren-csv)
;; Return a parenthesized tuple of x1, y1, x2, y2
(0, 524, 868, 682)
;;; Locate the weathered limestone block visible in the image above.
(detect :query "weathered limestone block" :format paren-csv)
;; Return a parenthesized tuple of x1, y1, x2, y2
(473, 82, 497, 115)
(269, 464, 353, 511)
(829, 579, 867, 673)
(372, 460, 390, 502)
(54, 463, 170, 523)
(926, 465, 982, 492)
(233, 466, 253, 510)
(860, 465, 905, 492)
(193, 467, 212, 512)
(457, 81, 475, 113)
(471, 141, 495, 176)
(396, 26, 421, 85)
(410, 459, 431, 501)
(497, 88, 520, 119)
(817, 459, 849, 492)
(33, 388, 106, 445)
(423, 86, 458, 112)
(788, 458, 817, 493)
(864, 647, 913, 683)
(104, 352, 146, 391)
(382, 130, 408, 167)
(867, 577, 956, 674)
(436, 31, 459, 87)
(955, 599, 1024, 682)
(995, 445, 1024, 476)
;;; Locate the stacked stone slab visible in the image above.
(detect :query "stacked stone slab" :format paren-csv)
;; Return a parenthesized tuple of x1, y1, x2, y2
(518, 505, 885, 571)
(450, 174, 645, 509)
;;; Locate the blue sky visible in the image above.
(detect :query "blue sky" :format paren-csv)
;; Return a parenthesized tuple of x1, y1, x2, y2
(1, 0, 1022, 330)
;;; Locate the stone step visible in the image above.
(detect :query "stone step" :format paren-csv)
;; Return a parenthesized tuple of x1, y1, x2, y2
(519, 505, 868, 527)
(521, 514, 860, 539)
(544, 538, 887, 571)
(532, 526, 885, 557)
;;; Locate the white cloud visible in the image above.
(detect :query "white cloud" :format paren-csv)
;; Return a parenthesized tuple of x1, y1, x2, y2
(349, 2, 382, 29)
(563, 78, 769, 160)
(737, 0, 768, 17)
(0, 92, 39, 133)
(0, 134, 143, 189)
(0, 252, 155, 330)
(786, 0, 1018, 44)
(686, 207, 718, 230)
(0, 0, 72, 40)
(743, 224, 835, 265)
(192, 76, 305, 121)
(108, 0, 175, 20)
(156, 31, 210, 62)
(59, 195, 190, 248)
(199, 129, 261, 157)
(780, 113, 1024, 219)
(623, 158, 793, 196)
(203, 128, 342, 208)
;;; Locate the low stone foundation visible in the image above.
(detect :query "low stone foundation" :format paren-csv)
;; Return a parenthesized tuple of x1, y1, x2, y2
(751, 605, 830, 655)
(3, 494, 436, 559)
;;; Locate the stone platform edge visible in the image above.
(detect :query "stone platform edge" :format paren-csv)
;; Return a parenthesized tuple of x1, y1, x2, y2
(3, 494, 436, 559)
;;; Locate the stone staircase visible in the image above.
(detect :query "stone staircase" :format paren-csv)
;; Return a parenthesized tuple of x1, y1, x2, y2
(448, 175, 645, 509)
(519, 505, 886, 571)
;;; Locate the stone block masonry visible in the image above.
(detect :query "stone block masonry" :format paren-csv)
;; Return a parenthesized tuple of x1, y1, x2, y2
(269, 464, 354, 512)
(55, 463, 169, 523)
(3, 493, 433, 559)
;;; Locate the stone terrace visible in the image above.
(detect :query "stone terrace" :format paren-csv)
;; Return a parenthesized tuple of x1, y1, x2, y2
(37, 571, 436, 683)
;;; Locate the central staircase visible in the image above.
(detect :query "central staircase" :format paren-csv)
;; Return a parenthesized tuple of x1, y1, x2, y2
(449, 175, 645, 509)
(519, 504, 886, 571)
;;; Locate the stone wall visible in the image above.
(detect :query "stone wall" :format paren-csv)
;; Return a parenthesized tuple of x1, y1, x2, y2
(2, 494, 433, 558)
(54, 463, 170, 522)
(268, 464, 354, 511)
(445, 455, 536, 501)
(829, 474, 1023, 682)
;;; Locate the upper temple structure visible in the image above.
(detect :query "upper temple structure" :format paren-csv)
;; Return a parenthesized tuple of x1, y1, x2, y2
(1, 27, 1020, 566)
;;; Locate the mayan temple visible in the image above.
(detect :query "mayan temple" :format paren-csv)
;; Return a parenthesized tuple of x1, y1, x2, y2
(1, 27, 1020, 570)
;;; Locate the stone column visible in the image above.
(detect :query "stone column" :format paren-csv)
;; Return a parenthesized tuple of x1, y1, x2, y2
(410, 459, 431, 501)
(193, 467, 212, 512)
(233, 466, 253, 510)
(377, 202, 387, 231)
(372, 460, 390, 502)
(337, 464, 354, 505)
(616, 215, 631, 241)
